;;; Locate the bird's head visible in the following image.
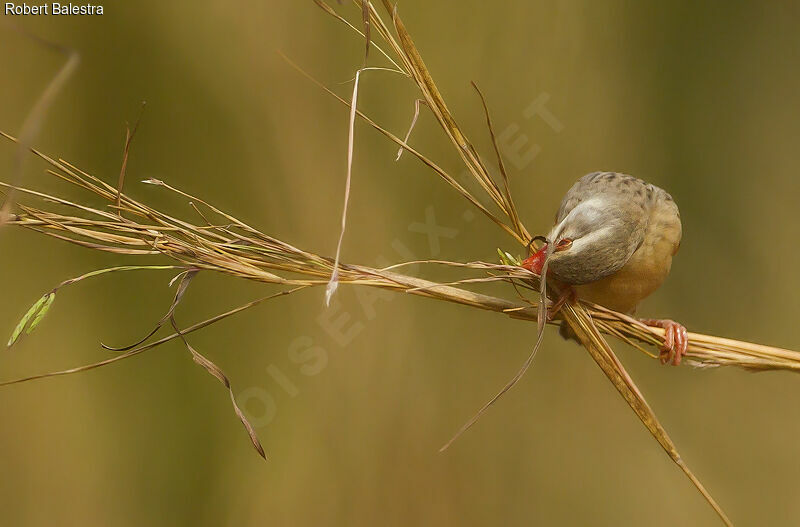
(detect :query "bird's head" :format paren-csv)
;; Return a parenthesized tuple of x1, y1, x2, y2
(522, 198, 643, 285)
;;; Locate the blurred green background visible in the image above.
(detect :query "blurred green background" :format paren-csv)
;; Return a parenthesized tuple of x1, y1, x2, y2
(1, 1, 799, 525)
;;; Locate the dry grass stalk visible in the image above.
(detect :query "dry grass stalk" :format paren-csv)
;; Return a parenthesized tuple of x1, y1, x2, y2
(2, 137, 793, 374)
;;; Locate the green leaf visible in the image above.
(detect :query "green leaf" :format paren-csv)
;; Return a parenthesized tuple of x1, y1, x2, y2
(7, 294, 49, 347)
(497, 248, 521, 266)
(26, 293, 55, 334)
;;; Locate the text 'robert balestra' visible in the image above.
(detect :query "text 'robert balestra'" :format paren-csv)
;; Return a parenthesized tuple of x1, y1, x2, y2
(4, 3, 104, 15)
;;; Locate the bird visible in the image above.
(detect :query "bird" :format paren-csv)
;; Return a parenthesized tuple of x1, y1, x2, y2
(521, 171, 687, 365)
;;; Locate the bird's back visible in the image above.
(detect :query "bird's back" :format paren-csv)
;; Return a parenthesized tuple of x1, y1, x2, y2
(556, 172, 676, 225)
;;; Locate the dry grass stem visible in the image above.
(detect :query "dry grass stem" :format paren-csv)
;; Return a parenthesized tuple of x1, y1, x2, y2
(3, 132, 793, 374)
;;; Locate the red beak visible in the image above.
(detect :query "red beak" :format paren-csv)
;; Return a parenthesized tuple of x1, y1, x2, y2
(522, 244, 548, 275)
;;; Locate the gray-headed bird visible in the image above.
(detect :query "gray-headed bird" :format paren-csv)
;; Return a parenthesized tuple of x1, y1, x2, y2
(522, 172, 686, 365)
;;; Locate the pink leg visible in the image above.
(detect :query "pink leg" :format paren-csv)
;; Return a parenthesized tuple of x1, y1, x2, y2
(640, 319, 688, 366)
(547, 286, 576, 321)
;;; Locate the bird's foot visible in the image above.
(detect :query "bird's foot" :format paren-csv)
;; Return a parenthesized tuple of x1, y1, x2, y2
(547, 286, 576, 321)
(640, 318, 688, 366)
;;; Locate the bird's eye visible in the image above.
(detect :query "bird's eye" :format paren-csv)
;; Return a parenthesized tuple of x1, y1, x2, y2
(555, 238, 573, 252)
